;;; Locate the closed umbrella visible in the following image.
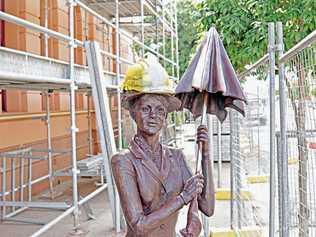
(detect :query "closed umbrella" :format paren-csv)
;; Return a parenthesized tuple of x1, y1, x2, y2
(176, 27, 247, 237)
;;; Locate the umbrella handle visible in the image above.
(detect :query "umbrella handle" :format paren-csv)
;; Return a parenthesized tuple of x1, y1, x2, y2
(195, 93, 209, 173)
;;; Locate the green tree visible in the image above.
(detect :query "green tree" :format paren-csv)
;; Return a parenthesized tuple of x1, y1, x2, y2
(192, 1, 315, 236)
(161, 0, 201, 78)
(176, 0, 202, 77)
(194, 0, 316, 72)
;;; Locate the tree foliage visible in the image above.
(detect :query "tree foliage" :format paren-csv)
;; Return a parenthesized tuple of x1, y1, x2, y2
(174, 0, 203, 77)
(184, 0, 316, 73)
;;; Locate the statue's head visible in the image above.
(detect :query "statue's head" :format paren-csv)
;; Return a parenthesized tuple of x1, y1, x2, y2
(121, 54, 181, 136)
(126, 94, 174, 135)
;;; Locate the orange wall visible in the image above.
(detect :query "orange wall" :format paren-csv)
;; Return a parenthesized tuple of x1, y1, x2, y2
(0, 112, 99, 196)
(4, 90, 28, 112)
(3, 0, 118, 113)
(0, 0, 126, 198)
(4, 0, 41, 53)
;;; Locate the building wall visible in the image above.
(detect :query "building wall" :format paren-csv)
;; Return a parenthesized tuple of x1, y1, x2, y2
(2, 0, 120, 114)
(0, 0, 126, 198)
(0, 111, 100, 197)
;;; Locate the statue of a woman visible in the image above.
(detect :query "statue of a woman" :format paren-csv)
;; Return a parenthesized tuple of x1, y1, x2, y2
(111, 56, 215, 237)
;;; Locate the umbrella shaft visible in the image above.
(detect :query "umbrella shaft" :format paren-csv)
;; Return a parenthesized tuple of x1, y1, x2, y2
(195, 93, 208, 173)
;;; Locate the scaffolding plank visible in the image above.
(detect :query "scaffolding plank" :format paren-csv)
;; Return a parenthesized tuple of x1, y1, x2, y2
(0, 201, 70, 209)
(77, 154, 103, 169)
(84, 41, 119, 228)
(0, 47, 116, 90)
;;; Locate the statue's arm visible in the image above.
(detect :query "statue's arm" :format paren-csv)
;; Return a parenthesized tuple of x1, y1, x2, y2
(178, 150, 215, 216)
(111, 154, 185, 235)
(199, 156, 215, 216)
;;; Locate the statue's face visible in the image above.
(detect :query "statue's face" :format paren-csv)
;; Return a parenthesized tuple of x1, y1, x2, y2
(134, 95, 167, 135)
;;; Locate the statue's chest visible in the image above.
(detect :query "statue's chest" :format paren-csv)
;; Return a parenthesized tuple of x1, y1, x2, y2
(133, 156, 184, 213)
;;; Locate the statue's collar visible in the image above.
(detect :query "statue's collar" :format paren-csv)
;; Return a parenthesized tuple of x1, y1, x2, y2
(129, 135, 164, 160)
(134, 134, 161, 156)
(129, 135, 171, 190)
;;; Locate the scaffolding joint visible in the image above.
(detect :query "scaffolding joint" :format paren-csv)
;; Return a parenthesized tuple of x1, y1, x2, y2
(70, 83, 78, 90)
(71, 126, 79, 133)
(275, 43, 284, 52)
(68, 40, 77, 49)
(67, 0, 77, 7)
(268, 45, 276, 52)
(72, 168, 80, 175)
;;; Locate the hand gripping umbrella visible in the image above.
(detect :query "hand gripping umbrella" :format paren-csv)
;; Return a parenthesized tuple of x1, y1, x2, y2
(176, 27, 247, 237)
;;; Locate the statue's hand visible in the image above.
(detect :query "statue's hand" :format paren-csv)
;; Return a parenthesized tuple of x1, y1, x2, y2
(197, 125, 209, 157)
(180, 173, 204, 205)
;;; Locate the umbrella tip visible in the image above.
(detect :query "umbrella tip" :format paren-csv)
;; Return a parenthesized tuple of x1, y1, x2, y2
(208, 26, 218, 34)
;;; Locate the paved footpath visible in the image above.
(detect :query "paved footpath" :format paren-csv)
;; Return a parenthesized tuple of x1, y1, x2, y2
(0, 122, 269, 236)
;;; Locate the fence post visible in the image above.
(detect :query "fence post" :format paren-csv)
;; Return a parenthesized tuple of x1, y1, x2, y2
(268, 22, 276, 237)
(257, 86, 261, 175)
(217, 120, 222, 188)
(234, 111, 242, 229)
(276, 21, 289, 237)
(276, 134, 283, 235)
(229, 110, 234, 229)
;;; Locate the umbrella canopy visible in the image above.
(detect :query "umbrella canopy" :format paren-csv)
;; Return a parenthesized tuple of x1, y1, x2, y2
(175, 27, 247, 122)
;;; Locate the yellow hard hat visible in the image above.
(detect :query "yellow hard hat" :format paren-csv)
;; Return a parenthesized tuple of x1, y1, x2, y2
(121, 54, 181, 112)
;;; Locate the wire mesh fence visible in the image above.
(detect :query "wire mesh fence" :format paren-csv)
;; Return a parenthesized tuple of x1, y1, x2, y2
(280, 39, 316, 237)
(231, 25, 316, 237)
(241, 64, 270, 177)
(226, 58, 271, 236)
(230, 109, 269, 236)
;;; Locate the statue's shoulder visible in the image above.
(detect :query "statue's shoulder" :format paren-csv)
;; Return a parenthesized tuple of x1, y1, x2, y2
(111, 149, 133, 166)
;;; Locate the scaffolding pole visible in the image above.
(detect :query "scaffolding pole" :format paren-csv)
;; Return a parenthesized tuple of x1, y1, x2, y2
(1, 156, 6, 219)
(140, 0, 145, 57)
(171, 24, 175, 77)
(174, 0, 180, 80)
(162, 0, 166, 68)
(44, 0, 49, 57)
(46, 92, 54, 199)
(87, 93, 93, 155)
(68, 0, 80, 231)
(115, 0, 122, 232)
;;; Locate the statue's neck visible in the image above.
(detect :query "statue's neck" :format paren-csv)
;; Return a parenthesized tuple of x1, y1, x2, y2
(136, 131, 160, 152)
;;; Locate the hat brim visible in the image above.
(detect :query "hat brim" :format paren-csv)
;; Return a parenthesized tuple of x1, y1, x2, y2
(122, 91, 181, 113)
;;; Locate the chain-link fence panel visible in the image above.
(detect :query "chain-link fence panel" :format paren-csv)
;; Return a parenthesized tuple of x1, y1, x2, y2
(281, 39, 316, 237)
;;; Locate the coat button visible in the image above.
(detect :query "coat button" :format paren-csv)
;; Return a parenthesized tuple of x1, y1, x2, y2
(160, 224, 165, 229)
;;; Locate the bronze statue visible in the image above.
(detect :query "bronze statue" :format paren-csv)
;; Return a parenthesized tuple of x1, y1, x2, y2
(111, 55, 215, 237)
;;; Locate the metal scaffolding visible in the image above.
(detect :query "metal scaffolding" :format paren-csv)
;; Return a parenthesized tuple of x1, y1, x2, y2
(0, 0, 179, 236)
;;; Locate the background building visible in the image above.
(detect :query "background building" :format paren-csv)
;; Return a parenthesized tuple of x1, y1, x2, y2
(0, 0, 179, 234)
